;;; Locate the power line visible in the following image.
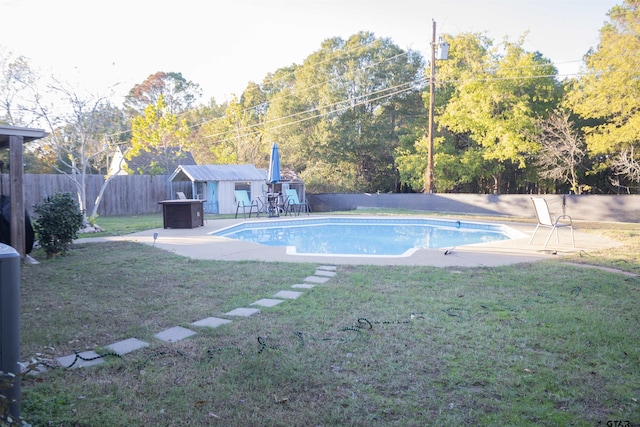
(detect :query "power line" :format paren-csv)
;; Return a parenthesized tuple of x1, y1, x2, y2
(198, 78, 424, 143)
(189, 49, 417, 131)
(105, 51, 607, 144)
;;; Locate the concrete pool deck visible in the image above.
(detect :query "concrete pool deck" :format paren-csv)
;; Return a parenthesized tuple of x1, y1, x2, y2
(79, 215, 622, 267)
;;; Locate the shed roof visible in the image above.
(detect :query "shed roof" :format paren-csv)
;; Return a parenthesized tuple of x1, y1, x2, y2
(169, 164, 267, 182)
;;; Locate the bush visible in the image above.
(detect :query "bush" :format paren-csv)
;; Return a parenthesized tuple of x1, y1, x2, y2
(32, 192, 84, 258)
(0, 371, 28, 426)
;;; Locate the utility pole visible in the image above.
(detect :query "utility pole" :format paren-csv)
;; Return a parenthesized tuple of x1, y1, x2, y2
(424, 20, 437, 194)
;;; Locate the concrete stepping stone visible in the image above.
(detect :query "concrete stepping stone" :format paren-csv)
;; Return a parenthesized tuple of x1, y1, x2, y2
(317, 265, 337, 271)
(292, 284, 315, 289)
(56, 351, 105, 369)
(251, 298, 285, 307)
(19, 361, 48, 375)
(105, 338, 149, 356)
(273, 290, 302, 299)
(225, 307, 261, 317)
(191, 317, 232, 328)
(154, 326, 196, 342)
(314, 270, 336, 277)
(304, 275, 331, 284)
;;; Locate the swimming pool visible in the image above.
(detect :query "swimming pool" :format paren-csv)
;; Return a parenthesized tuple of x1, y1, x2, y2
(210, 217, 525, 257)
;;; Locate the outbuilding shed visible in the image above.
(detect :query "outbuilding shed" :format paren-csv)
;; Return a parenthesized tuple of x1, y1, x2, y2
(168, 164, 267, 214)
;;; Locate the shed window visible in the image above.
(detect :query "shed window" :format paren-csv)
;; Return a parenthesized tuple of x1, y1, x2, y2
(235, 182, 251, 198)
(194, 182, 205, 199)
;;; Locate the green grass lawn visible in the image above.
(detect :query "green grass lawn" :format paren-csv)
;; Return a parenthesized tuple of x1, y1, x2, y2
(16, 214, 640, 426)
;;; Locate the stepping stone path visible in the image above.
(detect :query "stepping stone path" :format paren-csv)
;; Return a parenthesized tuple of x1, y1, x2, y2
(225, 307, 261, 317)
(191, 317, 232, 328)
(106, 338, 149, 356)
(273, 290, 302, 299)
(155, 326, 196, 343)
(251, 298, 285, 307)
(291, 284, 315, 289)
(56, 351, 105, 369)
(34, 265, 339, 371)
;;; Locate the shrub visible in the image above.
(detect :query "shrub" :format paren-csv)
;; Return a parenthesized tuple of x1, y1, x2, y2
(87, 213, 99, 227)
(32, 192, 84, 258)
(0, 371, 27, 426)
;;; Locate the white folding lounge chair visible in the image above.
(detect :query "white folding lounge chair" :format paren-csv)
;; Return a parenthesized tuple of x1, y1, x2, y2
(529, 197, 575, 248)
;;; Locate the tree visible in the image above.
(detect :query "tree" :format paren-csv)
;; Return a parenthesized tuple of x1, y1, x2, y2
(434, 33, 560, 193)
(32, 79, 128, 222)
(184, 98, 227, 164)
(124, 71, 201, 116)
(566, 0, 640, 190)
(532, 110, 586, 193)
(0, 46, 39, 126)
(128, 95, 190, 175)
(610, 146, 640, 192)
(264, 32, 424, 192)
(1, 47, 130, 218)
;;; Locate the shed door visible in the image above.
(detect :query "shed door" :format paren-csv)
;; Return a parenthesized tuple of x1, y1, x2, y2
(204, 182, 218, 214)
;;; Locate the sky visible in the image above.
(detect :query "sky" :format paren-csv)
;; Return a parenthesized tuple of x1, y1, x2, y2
(1, 0, 619, 106)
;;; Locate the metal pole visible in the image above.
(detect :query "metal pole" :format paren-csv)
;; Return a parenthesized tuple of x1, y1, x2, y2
(425, 20, 436, 194)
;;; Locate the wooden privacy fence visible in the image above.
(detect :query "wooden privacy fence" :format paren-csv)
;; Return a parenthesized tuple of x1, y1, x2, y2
(0, 174, 190, 216)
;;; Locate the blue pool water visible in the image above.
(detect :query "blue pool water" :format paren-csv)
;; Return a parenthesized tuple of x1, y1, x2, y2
(211, 217, 522, 257)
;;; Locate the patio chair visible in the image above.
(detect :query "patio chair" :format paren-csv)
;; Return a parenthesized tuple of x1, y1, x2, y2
(529, 197, 574, 248)
(235, 190, 260, 219)
(283, 188, 310, 216)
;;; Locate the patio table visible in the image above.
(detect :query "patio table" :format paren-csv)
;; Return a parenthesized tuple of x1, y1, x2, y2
(266, 193, 281, 217)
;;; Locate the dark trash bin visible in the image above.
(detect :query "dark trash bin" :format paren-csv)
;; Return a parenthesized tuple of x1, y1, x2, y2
(0, 195, 34, 254)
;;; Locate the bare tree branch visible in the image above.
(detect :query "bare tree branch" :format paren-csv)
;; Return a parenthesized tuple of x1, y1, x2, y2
(533, 110, 586, 193)
(611, 145, 640, 190)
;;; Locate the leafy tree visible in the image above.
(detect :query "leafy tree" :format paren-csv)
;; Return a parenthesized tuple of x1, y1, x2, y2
(566, 0, 640, 190)
(124, 71, 201, 116)
(128, 95, 190, 175)
(265, 32, 424, 192)
(189, 84, 268, 166)
(184, 98, 227, 164)
(434, 33, 560, 192)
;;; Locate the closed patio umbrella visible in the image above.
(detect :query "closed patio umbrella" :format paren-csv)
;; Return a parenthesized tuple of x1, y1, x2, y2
(267, 142, 281, 191)
(267, 143, 281, 217)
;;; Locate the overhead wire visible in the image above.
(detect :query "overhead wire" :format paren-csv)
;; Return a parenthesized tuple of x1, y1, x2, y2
(197, 65, 607, 146)
(190, 49, 610, 140)
(101, 36, 405, 141)
(189, 48, 418, 132)
(101, 65, 600, 146)
(102, 43, 612, 144)
(197, 76, 426, 144)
